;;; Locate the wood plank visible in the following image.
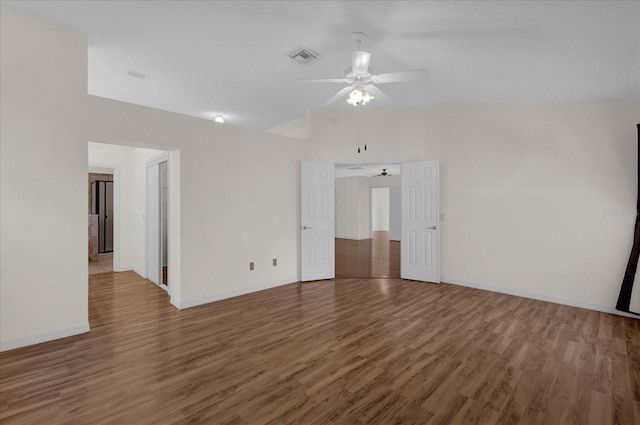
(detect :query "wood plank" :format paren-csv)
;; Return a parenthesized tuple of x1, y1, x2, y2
(0, 271, 638, 424)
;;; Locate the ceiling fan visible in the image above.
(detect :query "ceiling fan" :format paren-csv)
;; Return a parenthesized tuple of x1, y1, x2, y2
(377, 169, 391, 177)
(298, 32, 428, 107)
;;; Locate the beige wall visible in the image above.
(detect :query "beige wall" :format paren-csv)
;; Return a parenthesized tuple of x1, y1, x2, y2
(1, 8, 90, 348)
(371, 187, 390, 232)
(370, 175, 400, 188)
(335, 176, 371, 240)
(2, 7, 638, 350)
(1, 8, 303, 350)
(308, 102, 640, 309)
(85, 96, 303, 305)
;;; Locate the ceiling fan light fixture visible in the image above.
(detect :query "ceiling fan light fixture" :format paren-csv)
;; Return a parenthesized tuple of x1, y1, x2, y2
(346, 87, 374, 106)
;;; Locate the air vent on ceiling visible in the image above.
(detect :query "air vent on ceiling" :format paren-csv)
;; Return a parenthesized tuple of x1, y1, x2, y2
(348, 167, 364, 170)
(287, 46, 318, 64)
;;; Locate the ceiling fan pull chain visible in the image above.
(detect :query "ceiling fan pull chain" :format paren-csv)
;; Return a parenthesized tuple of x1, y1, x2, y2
(364, 144, 367, 151)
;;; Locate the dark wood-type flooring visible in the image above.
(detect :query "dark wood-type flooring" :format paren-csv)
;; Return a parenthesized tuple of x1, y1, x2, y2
(336, 231, 400, 278)
(1, 272, 639, 424)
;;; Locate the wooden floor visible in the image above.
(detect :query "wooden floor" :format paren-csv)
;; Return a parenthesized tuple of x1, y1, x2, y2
(1, 273, 639, 425)
(336, 231, 400, 278)
(88, 252, 113, 275)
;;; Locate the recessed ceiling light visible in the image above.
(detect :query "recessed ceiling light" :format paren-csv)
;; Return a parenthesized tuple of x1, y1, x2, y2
(214, 115, 224, 124)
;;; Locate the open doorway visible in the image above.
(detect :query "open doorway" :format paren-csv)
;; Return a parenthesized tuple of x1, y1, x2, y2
(334, 163, 401, 278)
(88, 167, 115, 274)
(301, 160, 439, 283)
(88, 143, 173, 286)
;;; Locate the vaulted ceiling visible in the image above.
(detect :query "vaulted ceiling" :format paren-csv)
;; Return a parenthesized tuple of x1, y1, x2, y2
(3, 0, 638, 130)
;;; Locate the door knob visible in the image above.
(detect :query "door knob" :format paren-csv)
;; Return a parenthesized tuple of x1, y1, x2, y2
(428, 226, 437, 230)
(302, 226, 312, 230)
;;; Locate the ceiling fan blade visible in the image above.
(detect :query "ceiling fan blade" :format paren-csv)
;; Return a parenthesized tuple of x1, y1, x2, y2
(323, 86, 354, 107)
(352, 50, 371, 75)
(365, 85, 391, 105)
(297, 78, 349, 83)
(372, 69, 428, 83)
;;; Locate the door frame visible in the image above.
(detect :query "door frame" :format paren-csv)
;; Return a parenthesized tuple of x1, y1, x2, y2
(332, 159, 440, 280)
(146, 152, 170, 292)
(88, 162, 120, 271)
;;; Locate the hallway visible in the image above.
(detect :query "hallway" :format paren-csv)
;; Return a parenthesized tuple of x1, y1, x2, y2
(335, 231, 400, 278)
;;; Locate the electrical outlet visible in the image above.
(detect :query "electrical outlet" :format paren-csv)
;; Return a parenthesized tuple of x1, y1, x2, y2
(249, 262, 254, 271)
(273, 258, 277, 267)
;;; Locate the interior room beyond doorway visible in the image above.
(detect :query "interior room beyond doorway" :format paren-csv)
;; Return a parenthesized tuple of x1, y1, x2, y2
(88, 169, 114, 274)
(334, 163, 401, 278)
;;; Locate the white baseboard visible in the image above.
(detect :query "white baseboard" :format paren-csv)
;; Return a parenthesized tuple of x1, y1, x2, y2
(0, 323, 90, 352)
(112, 266, 146, 279)
(442, 277, 639, 319)
(132, 267, 146, 278)
(175, 277, 299, 309)
(113, 265, 131, 272)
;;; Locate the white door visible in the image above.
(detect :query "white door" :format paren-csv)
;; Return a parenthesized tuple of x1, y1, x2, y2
(301, 161, 335, 281)
(401, 161, 439, 282)
(389, 186, 401, 241)
(147, 163, 161, 285)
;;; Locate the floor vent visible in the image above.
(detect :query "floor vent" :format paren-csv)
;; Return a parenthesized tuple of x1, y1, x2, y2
(288, 46, 318, 64)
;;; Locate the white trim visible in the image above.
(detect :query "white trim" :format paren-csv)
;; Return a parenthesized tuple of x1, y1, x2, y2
(173, 277, 299, 309)
(443, 277, 640, 319)
(132, 266, 147, 278)
(116, 266, 147, 278)
(145, 154, 170, 288)
(0, 324, 90, 352)
(146, 152, 169, 168)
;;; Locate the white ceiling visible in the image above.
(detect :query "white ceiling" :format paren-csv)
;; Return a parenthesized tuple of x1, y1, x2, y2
(3, 1, 639, 130)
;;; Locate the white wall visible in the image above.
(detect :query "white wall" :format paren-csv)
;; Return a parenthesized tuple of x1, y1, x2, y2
(370, 175, 400, 239)
(1, 8, 303, 350)
(389, 186, 401, 241)
(1, 8, 90, 349)
(85, 96, 303, 306)
(335, 176, 370, 240)
(370, 175, 400, 188)
(371, 187, 390, 232)
(308, 102, 640, 311)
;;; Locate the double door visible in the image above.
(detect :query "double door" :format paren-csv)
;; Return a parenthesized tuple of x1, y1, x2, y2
(300, 160, 439, 284)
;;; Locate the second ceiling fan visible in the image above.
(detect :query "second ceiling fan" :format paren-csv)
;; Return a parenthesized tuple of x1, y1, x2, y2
(298, 32, 428, 107)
